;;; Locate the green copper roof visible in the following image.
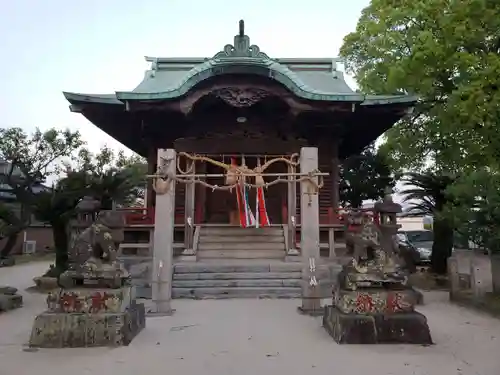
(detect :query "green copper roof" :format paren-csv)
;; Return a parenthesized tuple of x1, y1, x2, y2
(64, 20, 417, 107)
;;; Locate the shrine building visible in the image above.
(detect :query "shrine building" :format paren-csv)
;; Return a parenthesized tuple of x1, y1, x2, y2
(63, 21, 416, 230)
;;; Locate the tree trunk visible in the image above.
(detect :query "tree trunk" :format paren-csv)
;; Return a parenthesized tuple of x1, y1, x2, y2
(0, 232, 20, 258)
(431, 218, 454, 274)
(52, 220, 69, 272)
(101, 196, 114, 210)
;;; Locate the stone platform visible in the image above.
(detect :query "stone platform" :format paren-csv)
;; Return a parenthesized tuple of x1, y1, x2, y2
(323, 304, 433, 344)
(29, 286, 145, 348)
(0, 286, 23, 312)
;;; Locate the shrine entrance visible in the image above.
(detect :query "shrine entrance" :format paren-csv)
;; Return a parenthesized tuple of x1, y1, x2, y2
(204, 154, 288, 225)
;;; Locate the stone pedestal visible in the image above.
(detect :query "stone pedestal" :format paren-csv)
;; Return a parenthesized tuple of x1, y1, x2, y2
(29, 286, 145, 348)
(323, 191, 432, 344)
(323, 305, 431, 344)
(323, 277, 432, 344)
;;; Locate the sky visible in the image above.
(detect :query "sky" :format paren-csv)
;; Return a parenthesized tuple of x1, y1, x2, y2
(0, 0, 369, 155)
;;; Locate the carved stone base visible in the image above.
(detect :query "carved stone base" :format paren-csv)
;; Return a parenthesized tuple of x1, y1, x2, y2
(29, 286, 145, 348)
(334, 288, 417, 314)
(323, 305, 432, 344)
(29, 301, 145, 348)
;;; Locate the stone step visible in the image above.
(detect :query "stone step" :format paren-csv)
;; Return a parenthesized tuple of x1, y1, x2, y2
(173, 271, 302, 280)
(138, 283, 333, 300)
(198, 242, 285, 251)
(173, 279, 302, 288)
(200, 227, 284, 236)
(172, 287, 302, 299)
(174, 262, 302, 273)
(198, 235, 285, 243)
(197, 249, 285, 259)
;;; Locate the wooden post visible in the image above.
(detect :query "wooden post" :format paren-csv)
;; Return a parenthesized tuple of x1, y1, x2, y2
(145, 148, 157, 208)
(184, 159, 195, 251)
(198, 161, 207, 223)
(151, 148, 175, 315)
(331, 142, 340, 214)
(328, 227, 336, 259)
(287, 163, 298, 254)
(298, 147, 322, 315)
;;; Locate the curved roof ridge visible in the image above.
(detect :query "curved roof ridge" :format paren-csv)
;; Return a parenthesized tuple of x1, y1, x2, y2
(63, 21, 417, 106)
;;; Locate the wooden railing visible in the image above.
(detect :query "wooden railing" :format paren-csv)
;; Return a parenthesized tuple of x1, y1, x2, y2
(117, 207, 185, 226)
(118, 206, 379, 227)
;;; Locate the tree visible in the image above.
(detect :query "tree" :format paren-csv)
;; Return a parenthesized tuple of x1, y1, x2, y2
(446, 170, 500, 253)
(399, 171, 457, 274)
(33, 171, 89, 272)
(339, 146, 394, 207)
(71, 147, 146, 209)
(0, 127, 82, 257)
(340, 0, 500, 172)
(445, 170, 500, 292)
(33, 146, 146, 273)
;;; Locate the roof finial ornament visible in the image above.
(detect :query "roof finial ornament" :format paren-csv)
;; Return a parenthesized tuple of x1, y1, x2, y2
(212, 20, 270, 59)
(239, 20, 245, 36)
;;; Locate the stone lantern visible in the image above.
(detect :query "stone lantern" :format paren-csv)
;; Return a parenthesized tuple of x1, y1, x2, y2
(373, 188, 402, 258)
(322, 187, 432, 345)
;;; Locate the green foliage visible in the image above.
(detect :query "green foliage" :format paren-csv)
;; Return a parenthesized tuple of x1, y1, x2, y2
(340, 0, 500, 171)
(0, 127, 83, 186)
(33, 146, 146, 270)
(445, 170, 500, 253)
(66, 147, 147, 209)
(399, 171, 456, 274)
(0, 127, 82, 256)
(340, 146, 394, 207)
(0, 203, 23, 237)
(399, 172, 457, 214)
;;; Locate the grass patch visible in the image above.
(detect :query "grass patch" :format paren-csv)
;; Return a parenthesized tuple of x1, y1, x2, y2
(452, 291, 500, 318)
(409, 270, 449, 291)
(12, 253, 55, 265)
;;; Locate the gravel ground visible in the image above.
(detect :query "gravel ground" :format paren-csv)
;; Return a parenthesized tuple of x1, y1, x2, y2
(1, 261, 500, 375)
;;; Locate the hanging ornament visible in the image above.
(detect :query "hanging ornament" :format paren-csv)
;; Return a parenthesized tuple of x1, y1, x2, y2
(225, 157, 238, 185)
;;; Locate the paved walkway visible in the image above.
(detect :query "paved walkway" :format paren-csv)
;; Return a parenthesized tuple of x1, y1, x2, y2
(1, 261, 500, 375)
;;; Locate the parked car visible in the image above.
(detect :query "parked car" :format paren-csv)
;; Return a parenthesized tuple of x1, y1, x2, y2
(395, 233, 426, 269)
(398, 230, 433, 264)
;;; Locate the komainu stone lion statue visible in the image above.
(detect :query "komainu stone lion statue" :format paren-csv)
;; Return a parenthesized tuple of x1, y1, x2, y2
(59, 210, 129, 288)
(344, 211, 385, 273)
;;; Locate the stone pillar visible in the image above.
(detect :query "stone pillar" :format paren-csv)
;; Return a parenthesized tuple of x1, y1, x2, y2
(287, 162, 298, 254)
(447, 255, 460, 300)
(470, 254, 493, 299)
(298, 147, 322, 315)
(151, 148, 175, 315)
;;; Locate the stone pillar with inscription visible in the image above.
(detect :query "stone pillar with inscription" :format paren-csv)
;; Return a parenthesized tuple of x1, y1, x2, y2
(297, 147, 322, 316)
(150, 148, 176, 315)
(29, 200, 145, 348)
(323, 191, 432, 344)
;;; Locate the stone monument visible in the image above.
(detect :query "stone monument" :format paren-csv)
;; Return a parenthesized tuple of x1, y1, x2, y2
(29, 198, 145, 348)
(323, 191, 432, 344)
(0, 286, 22, 312)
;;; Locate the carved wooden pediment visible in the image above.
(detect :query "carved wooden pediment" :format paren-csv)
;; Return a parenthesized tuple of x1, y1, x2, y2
(212, 87, 270, 107)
